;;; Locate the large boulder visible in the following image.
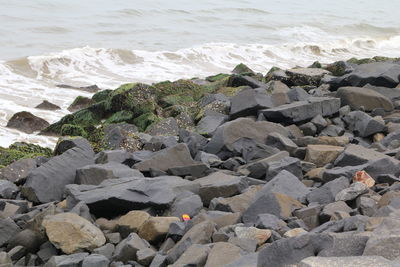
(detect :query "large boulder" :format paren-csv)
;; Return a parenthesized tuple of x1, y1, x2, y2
(43, 213, 106, 254)
(229, 88, 274, 119)
(259, 97, 340, 124)
(204, 118, 290, 157)
(65, 176, 195, 218)
(336, 86, 394, 112)
(134, 143, 196, 172)
(21, 146, 94, 203)
(285, 68, 330, 86)
(306, 177, 350, 205)
(75, 162, 143, 185)
(334, 144, 392, 167)
(6, 111, 49, 133)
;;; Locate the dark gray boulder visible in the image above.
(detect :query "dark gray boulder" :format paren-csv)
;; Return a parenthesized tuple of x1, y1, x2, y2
(0, 180, 19, 199)
(35, 100, 61, 110)
(21, 146, 94, 203)
(0, 218, 21, 247)
(75, 162, 143, 185)
(343, 111, 386, 137)
(44, 252, 89, 267)
(81, 254, 110, 267)
(196, 114, 226, 136)
(94, 150, 133, 164)
(6, 111, 49, 134)
(229, 88, 274, 119)
(54, 137, 93, 156)
(306, 176, 350, 205)
(259, 97, 340, 124)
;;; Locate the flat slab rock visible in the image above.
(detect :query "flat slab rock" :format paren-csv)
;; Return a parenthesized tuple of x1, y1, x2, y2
(259, 97, 341, 124)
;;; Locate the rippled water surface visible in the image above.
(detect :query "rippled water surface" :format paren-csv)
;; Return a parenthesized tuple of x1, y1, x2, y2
(1, 0, 400, 147)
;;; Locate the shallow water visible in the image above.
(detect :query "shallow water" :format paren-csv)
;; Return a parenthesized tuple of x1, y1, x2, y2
(1, 0, 400, 147)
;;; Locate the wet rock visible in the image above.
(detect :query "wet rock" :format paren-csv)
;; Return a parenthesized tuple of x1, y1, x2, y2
(36, 100, 61, 110)
(75, 162, 143, 185)
(134, 143, 196, 173)
(68, 96, 93, 112)
(337, 86, 394, 112)
(22, 146, 94, 203)
(7, 111, 49, 134)
(43, 213, 106, 254)
(343, 111, 386, 137)
(259, 97, 340, 124)
(305, 145, 344, 167)
(54, 137, 93, 156)
(56, 84, 100, 93)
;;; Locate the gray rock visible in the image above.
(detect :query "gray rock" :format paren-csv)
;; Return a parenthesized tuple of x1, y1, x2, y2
(147, 117, 180, 136)
(44, 253, 89, 267)
(134, 143, 196, 172)
(112, 233, 150, 263)
(255, 214, 289, 233)
(298, 256, 393, 267)
(357, 196, 378, 216)
(311, 115, 328, 132)
(75, 162, 143, 185)
(238, 151, 289, 179)
(82, 254, 110, 267)
(168, 191, 203, 218)
(137, 248, 156, 266)
(0, 180, 19, 199)
(225, 252, 258, 267)
(7, 229, 43, 253)
(229, 88, 274, 119)
(54, 137, 93, 156)
(259, 97, 340, 124)
(179, 130, 208, 158)
(335, 182, 369, 201)
(265, 157, 303, 181)
(7, 111, 49, 134)
(228, 74, 265, 88)
(286, 68, 330, 86)
(334, 144, 390, 167)
(343, 111, 386, 137)
(0, 158, 37, 183)
(36, 100, 61, 110)
(196, 115, 226, 136)
(94, 150, 132, 164)
(0, 217, 21, 247)
(306, 176, 350, 204)
(299, 122, 318, 136)
(293, 205, 322, 230)
(22, 146, 94, 203)
(265, 132, 298, 154)
(93, 243, 115, 260)
(287, 87, 310, 102)
(169, 244, 210, 267)
(320, 201, 352, 222)
(65, 176, 194, 218)
(337, 86, 394, 112)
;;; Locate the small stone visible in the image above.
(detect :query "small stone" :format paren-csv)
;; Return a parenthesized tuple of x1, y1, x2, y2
(283, 228, 307, 238)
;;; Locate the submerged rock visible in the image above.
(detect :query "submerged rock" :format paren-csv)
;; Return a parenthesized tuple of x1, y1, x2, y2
(7, 111, 49, 134)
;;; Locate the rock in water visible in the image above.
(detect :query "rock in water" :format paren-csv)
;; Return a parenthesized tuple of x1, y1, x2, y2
(21, 147, 94, 203)
(6, 111, 50, 134)
(35, 100, 61, 110)
(42, 213, 106, 254)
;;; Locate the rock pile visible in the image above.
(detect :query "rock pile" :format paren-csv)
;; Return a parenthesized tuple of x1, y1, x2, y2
(1, 57, 400, 266)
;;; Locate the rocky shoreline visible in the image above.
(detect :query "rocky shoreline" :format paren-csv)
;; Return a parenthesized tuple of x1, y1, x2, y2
(1, 56, 400, 266)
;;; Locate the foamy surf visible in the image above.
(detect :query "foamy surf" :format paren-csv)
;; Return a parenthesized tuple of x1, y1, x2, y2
(1, 34, 400, 148)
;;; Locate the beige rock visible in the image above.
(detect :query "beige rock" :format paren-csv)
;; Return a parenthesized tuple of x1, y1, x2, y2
(373, 133, 385, 143)
(234, 226, 271, 246)
(171, 244, 210, 267)
(43, 212, 106, 254)
(283, 228, 307, 238)
(117, 211, 150, 233)
(204, 242, 241, 267)
(365, 217, 385, 232)
(95, 218, 117, 231)
(305, 167, 325, 181)
(317, 136, 350, 146)
(305, 145, 344, 167)
(138, 216, 180, 243)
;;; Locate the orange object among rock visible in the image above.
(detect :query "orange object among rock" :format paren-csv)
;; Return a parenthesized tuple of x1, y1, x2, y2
(353, 171, 375, 188)
(182, 214, 191, 221)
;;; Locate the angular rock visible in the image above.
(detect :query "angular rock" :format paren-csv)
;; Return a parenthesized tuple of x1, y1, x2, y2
(234, 226, 271, 245)
(112, 233, 150, 263)
(81, 254, 110, 267)
(138, 216, 180, 244)
(305, 145, 344, 167)
(137, 248, 156, 266)
(44, 253, 88, 267)
(147, 117, 180, 136)
(196, 114, 226, 136)
(134, 143, 196, 172)
(116, 210, 151, 233)
(298, 256, 393, 267)
(306, 176, 350, 205)
(168, 191, 203, 218)
(337, 86, 394, 112)
(204, 242, 241, 267)
(343, 111, 386, 137)
(286, 68, 330, 86)
(229, 88, 274, 119)
(22, 146, 94, 203)
(6, 111, 49, 134)
(0, 158, 37, 183)
(334, 144, 390, 167)
(94, 150, 132, 164)
(238, 151, 289, 179)
(35, 100, 61, 110)
(335, 182, 369, 201)
(43, 213, 106, 254)
(54, 137, 93, 156)
(169, 244, 210, 267)
(259, 97, 340, 124)
(0, 218, 21, 247)
(75, 162, 143, 185)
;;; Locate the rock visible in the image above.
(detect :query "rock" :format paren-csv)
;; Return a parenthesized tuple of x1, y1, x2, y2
(94, 150, 132, 164)
(44, 253, 88, 267)
(343, 111, 386, 137)
(35, 100, 61, 111)
(147, 117, 180, 136)
(116, 210, 151, 234)
(335, 182, 369, 201)
(134, 143, 196, 172)
(179, 130, 209, 157)
(57, 84, 100, 92)
(37, 241, 58, 263)
(304, 145, 344, 167)
(0, 158, 37, 183)
(357, 196, 378, 216)
(138, 216, 180, 244)
(204, 242, 242, 267)
(68, 96, 93, 112)
(195, 172, 248, 206)
(284, 228, 307, 238)
(81, 254, 110, 267)
(7, 229, 44, 253)
(255, 214, 288, 233)
(260, 170, 309, 201)
(293, 206, 322, 230)
(168, 191, 203, 218)
(0, 180, 19, 199)
(286, 68, 330, 86)
(6, 111, 49, 133)
(234, 226, 271, 245)
(306, 176, 350, 204)
(228, 74, 265, 88)
(259, 97, 340, 124)
(311, 115, 328, 132)
(336, 86, 394, 112)
(225, 252, 258, 267)
(0, 218, 20, 247)
(65, 176, 192, 218)
(334, 144, 391, 167)
(166, 220, 215, 264)
(196, 114, 226, 136)
(136, 248, 156, 266)
(209, 185, 262, 213)
(169, 244, 210, 267)
(205, 118, 290, 157)
(238, 151, 289, 179)
(22, 146, 94, 203)
(265, 132, 298, 154)
(43, 213, 106, 254)
(320, 201, 352, 222)
(75, 162, 143, 185)
(54, 137, 93, 156)
(298, 256, 393, 267)
(112, 233, 150, 263)
(93, 243, 115, 259)
(0, 252, 11, 267)
(229, 88, 274, 119)
(242, 192, 304, 223)
(328, 62, 400, 89)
